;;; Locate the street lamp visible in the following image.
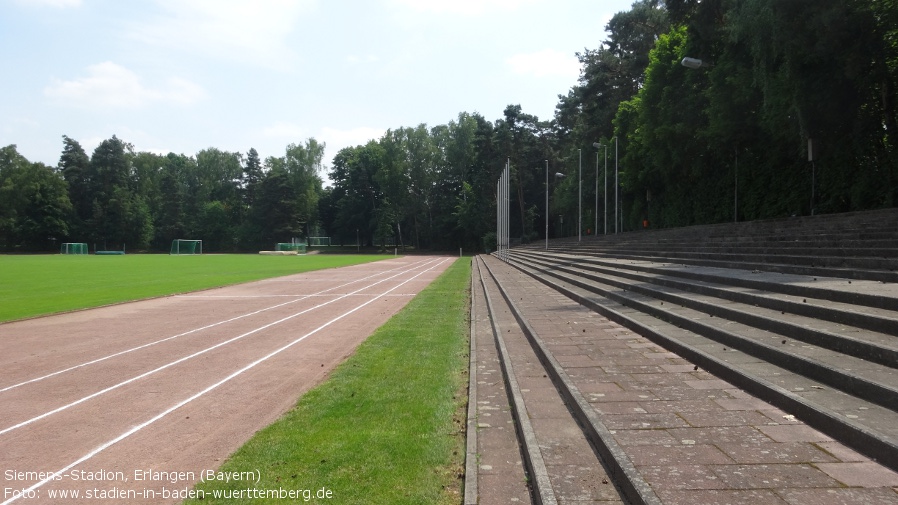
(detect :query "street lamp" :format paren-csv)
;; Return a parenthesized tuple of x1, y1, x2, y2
(542, 160, 565, 250)
(593, 142, 607, 235)
(681, 57, 713, 69)
(681, 56, 737, 223)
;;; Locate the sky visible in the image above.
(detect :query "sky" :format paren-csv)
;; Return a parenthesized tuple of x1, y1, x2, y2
(1, 0, 636, 177)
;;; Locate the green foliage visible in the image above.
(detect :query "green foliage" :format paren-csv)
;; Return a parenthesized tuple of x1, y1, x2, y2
(612, 0, 898, 227)
(3, 2, 897, 249)
(0, 145, 72, 251)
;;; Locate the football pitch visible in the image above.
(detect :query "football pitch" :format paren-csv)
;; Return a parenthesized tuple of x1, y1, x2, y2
(0, 254, 386, 323)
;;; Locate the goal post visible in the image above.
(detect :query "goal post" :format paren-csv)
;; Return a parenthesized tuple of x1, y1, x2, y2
(60, 242, 88, 255)
(275, 242, 306, 254)
(170, 239, 203, 255)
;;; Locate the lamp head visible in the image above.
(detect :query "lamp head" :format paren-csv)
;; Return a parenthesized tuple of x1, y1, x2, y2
(681, 57, 704, 69)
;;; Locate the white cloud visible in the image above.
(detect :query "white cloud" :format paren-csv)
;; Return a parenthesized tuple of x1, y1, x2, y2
(44, 62, 207, 109)
(391, 0, 539, 16)
(320, 126, 385, 150)
(14, 0, 81, 7)
(131, 0, 317, 70)
(346, 54, 381, 64)
(262, 121, 307, 139)
(506, 49, 580, 78)
(317, 126, 386, 166)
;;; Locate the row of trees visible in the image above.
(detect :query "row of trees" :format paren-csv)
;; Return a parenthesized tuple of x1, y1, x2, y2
(0, 137, 324, 252)
(2, 0, 896, 253)
(323, 0, 897, 250)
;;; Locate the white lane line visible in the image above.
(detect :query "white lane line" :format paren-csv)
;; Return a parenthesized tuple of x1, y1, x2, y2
(0, 258, 443, 436)
(0, 258, 435, 394)
(0, 258, 450, 505)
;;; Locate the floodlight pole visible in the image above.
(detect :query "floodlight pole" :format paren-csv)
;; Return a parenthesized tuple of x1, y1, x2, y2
(543, 163, 566, 250)
(682, 56, 737, 223)
(578, 149, 582, 243)
(614, 136, 619, 234)
(595, 149, 598, 238)
(594, 142, 608, 235)
(545, 160, 549, 250)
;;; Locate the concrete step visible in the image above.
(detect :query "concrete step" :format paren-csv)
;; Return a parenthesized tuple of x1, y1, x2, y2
(516, 251, 898, 336)
(503, 255, 898, 473)
(473, 257, 630, 505)
(480, 253, 898, 502)
(511, 253, 898, 414)
(515, 252, 898, 368)
(547, 248, 898, 283)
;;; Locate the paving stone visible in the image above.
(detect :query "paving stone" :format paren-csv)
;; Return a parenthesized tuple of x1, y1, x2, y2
(711, 463, 842, 489)
(602, 412, 691, 430)
(714, 397, 780, 411)
(684, 378, 733, 390)
(626, 444, 735, 467)
(778, 488, 898, 505)
(545, 464, 625, 502)
(757, 424, 834, 443)
(639, 464, 727, 490)
(666, 426, 773, 445)
(814, 462, 898, 487)
(677, 409, 774, 428)
(654, 488, 790, 505)
(715, 442, 839, 464)
(611, 429, 679, 446)
(815, 441, 869, 462)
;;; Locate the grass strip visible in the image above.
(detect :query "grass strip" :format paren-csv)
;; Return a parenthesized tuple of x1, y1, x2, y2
(0, 254, 385, 323)
(185, 257, 471, 505)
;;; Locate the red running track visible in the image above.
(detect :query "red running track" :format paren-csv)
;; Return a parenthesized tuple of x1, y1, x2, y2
(0, 256, 454, 504)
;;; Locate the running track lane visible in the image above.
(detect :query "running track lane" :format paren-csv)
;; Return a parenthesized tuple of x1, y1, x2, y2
(0, 256, 453, 504)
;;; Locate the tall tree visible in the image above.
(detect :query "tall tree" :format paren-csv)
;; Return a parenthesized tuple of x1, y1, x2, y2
(87, 136, 145, 249)
(58, 135, 91, 238)
(0, 145, 72, 251)
(243, 147, 263, 207)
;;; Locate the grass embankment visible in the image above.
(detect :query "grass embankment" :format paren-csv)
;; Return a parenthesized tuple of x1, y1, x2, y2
(185, 257, 471, 505)
(0, 254, 385, 323)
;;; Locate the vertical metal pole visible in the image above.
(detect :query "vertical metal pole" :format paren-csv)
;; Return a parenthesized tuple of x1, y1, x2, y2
(614, 136, 619, 234)
(506, 160, 510, 262)
(734, 148, 738, 223)
(504, 160, 510, 262)
(545, 160, 549, 251)
(595, 150, 598, 239)
(603, 146, 608, 235)
(811, 161, 816, 216)
(578, 148, 582, 243)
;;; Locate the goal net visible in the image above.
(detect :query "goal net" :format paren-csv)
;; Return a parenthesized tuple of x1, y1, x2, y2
(170, 239, 202, 255)
(276, 243, 307, 254)
(308, 236, 331, 246)
(60, 242, 88, 255)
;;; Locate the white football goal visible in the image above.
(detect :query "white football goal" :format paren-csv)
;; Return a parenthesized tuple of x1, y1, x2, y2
(170, 239, 202, 255)
(60, 242, 88, 254)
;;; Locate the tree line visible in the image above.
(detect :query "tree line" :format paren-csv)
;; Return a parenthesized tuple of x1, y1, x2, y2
(2, 0, 896, 253)
(0, 137, 324, 252)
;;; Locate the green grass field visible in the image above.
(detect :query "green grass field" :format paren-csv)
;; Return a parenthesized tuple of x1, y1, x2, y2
(0, 254, 386, 323)
(185, 257, 471, 505)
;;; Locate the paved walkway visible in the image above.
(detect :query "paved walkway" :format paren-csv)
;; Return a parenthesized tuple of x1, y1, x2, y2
(471, 255, 898, 505)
